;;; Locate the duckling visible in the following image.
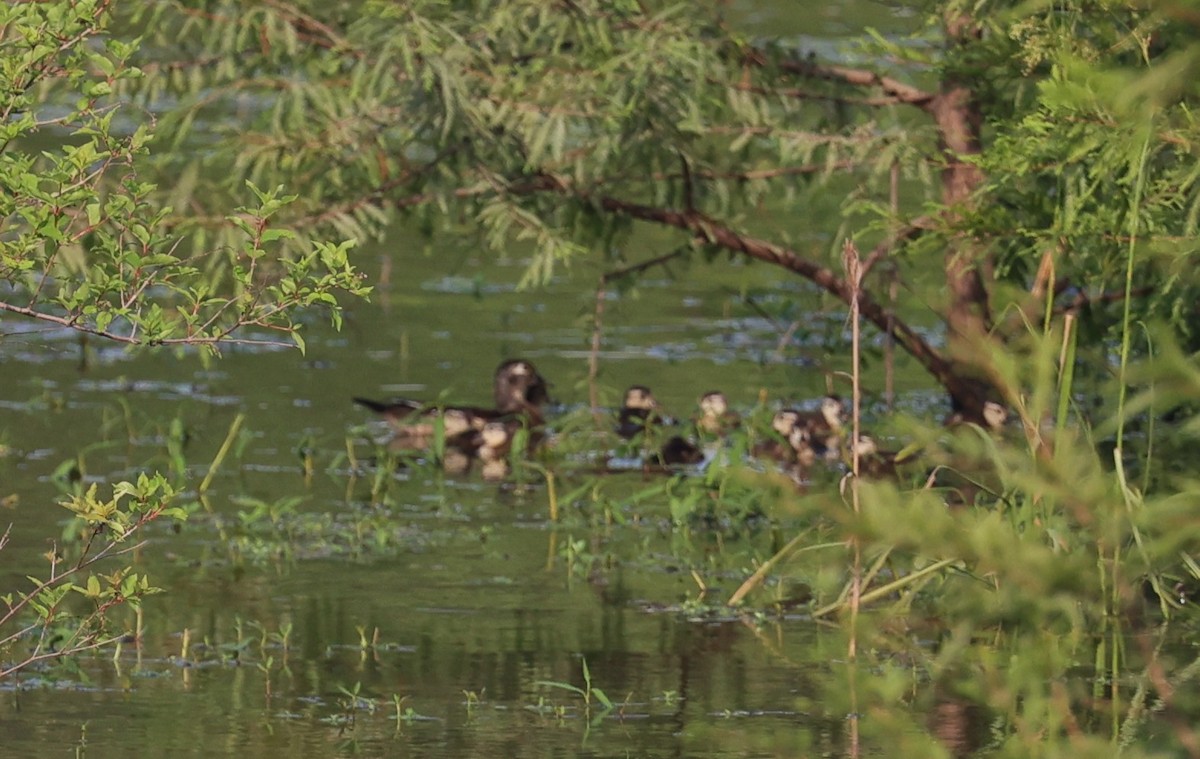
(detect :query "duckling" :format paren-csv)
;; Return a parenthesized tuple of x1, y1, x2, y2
(694, 390, 739, 438)
(791, 394, 846, 459)
(654, 435, 705, 466)
(476, 421, 514, 481)
(751, 409, 802, 463)
(932, 400, 1010, 506)
(376, 406, 478, 451)
(616, 385, 667, 440)
(354, 359, 550, 445)
(783, 426, 818, 484)
(789, 425, 819, 468)
(847, 435, 905, 479)
(476, 421, 512, 463)
(441, 446, 473, 476)
(943, 399, 1008, 434)
(480, 457, 510, 482)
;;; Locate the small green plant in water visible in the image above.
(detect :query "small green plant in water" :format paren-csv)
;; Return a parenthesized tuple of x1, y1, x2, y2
(535, 657, 614, 724)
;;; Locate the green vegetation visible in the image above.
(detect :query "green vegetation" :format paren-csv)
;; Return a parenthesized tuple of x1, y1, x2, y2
(0, 0, 367, 679)
(115, 0, 1200, 416)
(4, 0, 1200, 756)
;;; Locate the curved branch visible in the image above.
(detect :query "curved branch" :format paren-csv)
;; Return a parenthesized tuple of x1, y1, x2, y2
(771, 56, 935, 110)
(574, 192, 960, 392)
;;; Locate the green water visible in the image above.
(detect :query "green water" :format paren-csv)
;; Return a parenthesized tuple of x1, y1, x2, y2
(2, 217, 918, 755)
(0, 2, 995, 757)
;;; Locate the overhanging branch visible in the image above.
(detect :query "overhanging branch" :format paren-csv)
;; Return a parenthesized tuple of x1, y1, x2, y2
(766, 54, 936, 110)
(569, 190, 959, 391)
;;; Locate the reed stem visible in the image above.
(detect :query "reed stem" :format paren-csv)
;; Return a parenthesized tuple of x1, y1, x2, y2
(199, 413, 244, 494)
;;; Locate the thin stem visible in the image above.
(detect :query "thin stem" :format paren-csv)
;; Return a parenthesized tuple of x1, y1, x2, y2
(1115, 131, 1152, 453)
(843, 239, 863, 661)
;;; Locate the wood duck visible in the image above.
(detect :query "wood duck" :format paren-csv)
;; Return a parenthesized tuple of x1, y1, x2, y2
(847, 435, 905, 479)
(475, 421, 512, 463)
(788, 426, 818, 468)
(441, 446, 473, 475)
(780, 426, 819, 485)
(751, 409, 802, 462)
(931, 400, 1010, 506)
(354, 359, 549, 448)
(648, 391, 738, 467)
(491, 359, 550, 424)
(694, 390, 739, 438)
(616, 385, 667, 440)
(654, 434, 705, 466)
(476, 421, 513, 481)
(791, 394, 846, 459)
(943, 399, 1008, 433)
(369, 406, 479, 453)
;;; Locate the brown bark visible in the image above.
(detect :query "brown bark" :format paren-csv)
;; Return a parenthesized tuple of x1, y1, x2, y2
(926, 11, 995, 418)
(576, 193, 980, 400)
(766, 13, 1000, 418)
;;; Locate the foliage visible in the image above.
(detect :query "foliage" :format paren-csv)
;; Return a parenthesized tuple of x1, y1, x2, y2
(0, 473, 186, 679)
(0, 0, 368, 680)
(114, 0, 1200, 401)
(0, 0, 369, 353)
(6, 0, 1200, 754)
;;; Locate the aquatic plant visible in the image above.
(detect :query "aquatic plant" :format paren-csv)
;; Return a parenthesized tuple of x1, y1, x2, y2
(0, 473, 187, 679)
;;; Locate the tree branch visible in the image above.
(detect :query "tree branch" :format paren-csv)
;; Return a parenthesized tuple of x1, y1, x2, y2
(568, 190, 959, 392)
(770, 55, 936, 110)
(730, 80, 928, 108)
(0, 302, 294, 350)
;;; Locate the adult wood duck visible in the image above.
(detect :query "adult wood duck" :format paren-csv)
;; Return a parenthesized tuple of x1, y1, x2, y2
(369, 406, 478, 451)
(616, 385, 668, 440)
(354, 358, 550, 448)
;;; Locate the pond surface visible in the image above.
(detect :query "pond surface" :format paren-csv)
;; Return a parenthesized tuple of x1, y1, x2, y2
(1, 212, 931, 756)
(1, 1, 1153, 757)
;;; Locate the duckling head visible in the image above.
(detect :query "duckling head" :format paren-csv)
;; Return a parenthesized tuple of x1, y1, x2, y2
(982, 400, 1008, 431)
(699, 391, 728, 418)
(821, 395, 846, 429)
(623, 385, 658, 410)
(852, 435, 878, 456)
(788, 426, 817, 466)
(772, 409, 800, 436)
(441, 408, 475, 437)
(480, 421, 510, 449)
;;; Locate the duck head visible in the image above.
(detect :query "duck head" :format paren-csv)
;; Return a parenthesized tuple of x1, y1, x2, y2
(772, 409, 801, 436)
(493, 359, 549, 413)
(788, 426, 817, 466)
(480, 421, 510, 449)
(852, 435, 877, 456)
(622, 385, 658, 410)
(821, 395, 846, 429)
(982, 400, 1008, 431)
(699, 391, 728, 418)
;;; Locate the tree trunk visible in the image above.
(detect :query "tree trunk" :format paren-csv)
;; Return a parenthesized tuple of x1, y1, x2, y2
(931, 10, 995, 420)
